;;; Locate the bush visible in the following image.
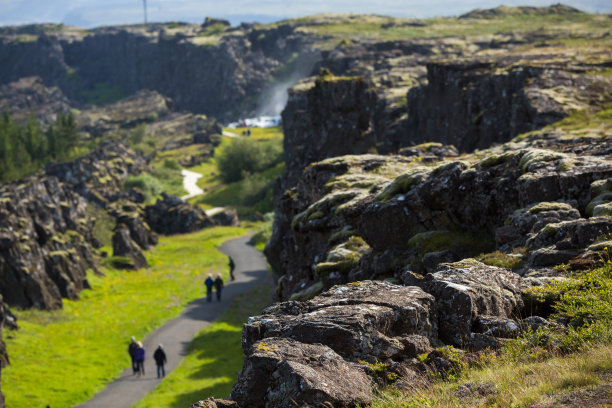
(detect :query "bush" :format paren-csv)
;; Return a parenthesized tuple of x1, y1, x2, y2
(124, 174, 163, 200)
(216, 138, 283, 183)
(163, 158, 181, 170)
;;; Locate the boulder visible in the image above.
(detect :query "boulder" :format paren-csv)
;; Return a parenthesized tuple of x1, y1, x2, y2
(230, 337, 374, 408)
(207, 208, 240, 227)
(402, 260, 526, 346)
(112, 224, 148, 270)
(145, 193, 213, 235)
(245, 281, 437, 360)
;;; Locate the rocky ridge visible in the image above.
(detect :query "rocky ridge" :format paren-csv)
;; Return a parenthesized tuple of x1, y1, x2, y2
(0, 22, 319, 121)
(239, 9, 612, 408)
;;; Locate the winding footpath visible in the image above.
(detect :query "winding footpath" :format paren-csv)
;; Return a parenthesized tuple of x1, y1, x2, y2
(74, 235, 269, 408)
(181, 169, 204, 200)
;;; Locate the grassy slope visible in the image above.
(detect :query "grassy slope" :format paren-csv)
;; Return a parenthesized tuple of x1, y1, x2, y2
(2, 226, 245, 408)
(370, 344, 611, 408)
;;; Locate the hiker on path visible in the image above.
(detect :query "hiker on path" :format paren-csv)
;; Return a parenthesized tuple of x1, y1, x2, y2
(228, 256, 235, 281)
(134, 341, 146, 376)
(153, 344, 167, 378)
(128, 336, 138, 375)
(204, 274, 214, 302)
(214, 274, 224, 301)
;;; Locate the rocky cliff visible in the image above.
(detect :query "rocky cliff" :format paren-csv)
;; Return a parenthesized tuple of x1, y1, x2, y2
(0, 22, 319, 121)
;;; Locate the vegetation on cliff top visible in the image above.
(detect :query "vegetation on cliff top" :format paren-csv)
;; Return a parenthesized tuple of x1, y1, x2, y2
(368, 262, 612, 408)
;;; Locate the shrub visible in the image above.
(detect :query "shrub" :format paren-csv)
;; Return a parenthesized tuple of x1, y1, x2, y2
(163, 158, 181, 170)
(124, 174, 163, 200)
(216, 138, 283, 183)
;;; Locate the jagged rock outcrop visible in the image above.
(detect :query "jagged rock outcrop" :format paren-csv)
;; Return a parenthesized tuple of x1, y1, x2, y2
(0, 76, 72, 127)
(45, 142, 147, 207)
(232, 337, 374, 408)
(112, 223, 148, 270)
(282, 74, 378, 181)
(0, 175, 99, 309)
(244, 281, 437, 360)
(145, 193, 214, 235)
(402, 261, 526, 346)
(228, 275, 538, 407)
(267, 148, 612, 299)
(206, 208, 240, 227)
(404, 59, 606, 151)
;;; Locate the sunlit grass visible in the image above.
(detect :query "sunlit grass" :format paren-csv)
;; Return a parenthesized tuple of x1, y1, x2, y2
(368, 344, 611, 408)
(2, 226, 245, 408)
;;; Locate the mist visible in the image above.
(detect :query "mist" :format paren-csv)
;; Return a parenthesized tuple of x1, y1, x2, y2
(255, 52, 320, 117)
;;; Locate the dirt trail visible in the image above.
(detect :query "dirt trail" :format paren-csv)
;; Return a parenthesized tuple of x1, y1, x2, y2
(74, 235, 268, 408)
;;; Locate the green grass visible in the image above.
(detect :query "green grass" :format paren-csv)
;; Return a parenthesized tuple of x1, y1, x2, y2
(132, 280, 274, 407)
(194, 163, 285, 218)
(294, 12, 611, 44)
(2, 226, 246, 408)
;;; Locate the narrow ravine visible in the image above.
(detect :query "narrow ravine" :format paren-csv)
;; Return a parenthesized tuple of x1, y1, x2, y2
(74, 235, 268, 408)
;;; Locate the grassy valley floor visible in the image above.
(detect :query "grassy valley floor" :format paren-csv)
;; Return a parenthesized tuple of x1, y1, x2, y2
(2, 226, 246, 408)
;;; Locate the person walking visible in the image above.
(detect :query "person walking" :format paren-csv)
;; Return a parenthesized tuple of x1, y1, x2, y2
(128, 336, 138, 375)
(153, 344, 167, 378)
(204, 274, 214, 302)
(134, 341, 146, 376)
(214, 274, 224, 302)
(228, 256, 235, 281)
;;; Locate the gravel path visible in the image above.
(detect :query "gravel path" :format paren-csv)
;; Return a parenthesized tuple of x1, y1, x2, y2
(74, 235, 268, 408)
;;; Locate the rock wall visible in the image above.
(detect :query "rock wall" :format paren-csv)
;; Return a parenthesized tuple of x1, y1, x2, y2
(0, 23, 317, 121)
(403, 60, 594, 151)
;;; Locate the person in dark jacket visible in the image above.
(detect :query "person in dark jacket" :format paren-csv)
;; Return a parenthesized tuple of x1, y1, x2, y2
(204, 274, 214, 302)
(153, 344, 167, 378)
(128, 336, 138, 375)
(134, 341, 146, 376)
(214, 274, 224, 301)
(228, 256, 235, 281)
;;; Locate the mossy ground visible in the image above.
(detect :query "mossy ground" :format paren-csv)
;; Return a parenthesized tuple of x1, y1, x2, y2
(2, 226, 245, 408)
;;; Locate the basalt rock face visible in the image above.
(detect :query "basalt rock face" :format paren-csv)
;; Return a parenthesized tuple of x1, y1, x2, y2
(0, 142, 153, 309)
(267, 145, 612, 301)
(404, 60, 605, 152)
(0, 23, 318, 121)
(230, 276, 540, 407)
(282, 76, 378, 182)
(0, 76, 72, 127)
(0, 175, 98, 309)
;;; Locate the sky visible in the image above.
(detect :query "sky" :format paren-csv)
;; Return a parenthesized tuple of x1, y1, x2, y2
(0, 0, 610, 28)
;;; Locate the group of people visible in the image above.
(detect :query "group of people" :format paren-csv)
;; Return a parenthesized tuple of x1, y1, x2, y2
(128, 337, 167, 378)
(204, 274, 225, 302)
(127, 257, 237, 378)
